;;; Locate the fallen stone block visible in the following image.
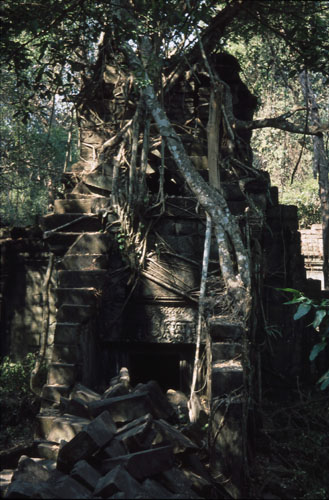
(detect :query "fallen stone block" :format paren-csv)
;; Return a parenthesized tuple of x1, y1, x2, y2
(157, 467, 201, 498)
(115, 414, 156, 453)
(103, 437, 127, 458)
(47, 414, 91, 444)
(5, 479, 55, 499)
(134, 381, 176, 421)
(0, 469, 14, 498)
(35, 440, 60, 461)
(59, 396, 90, 419)
(87, 392, 154, 422)
(141, 478, 173, 499)
(100, 445, 175, 480)
(102, 382, 131, 399)
(181, 468, 213, 498)
(57, 411, 116, 473)
(152, 419, 199, 454)
(70, 459, 101, 491)
(94, 464, 144, 498)
(12, 456, 52, 484)
(52, 475, 91, 499)
(166, 389, 189, 420)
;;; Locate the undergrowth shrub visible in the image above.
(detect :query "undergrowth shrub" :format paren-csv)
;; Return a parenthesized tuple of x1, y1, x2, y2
(0, 353, 40, 448)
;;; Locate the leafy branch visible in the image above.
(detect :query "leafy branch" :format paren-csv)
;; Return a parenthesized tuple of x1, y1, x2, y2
(280, 288, 329, 390)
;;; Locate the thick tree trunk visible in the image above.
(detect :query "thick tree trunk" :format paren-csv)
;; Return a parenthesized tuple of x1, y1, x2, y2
(299, 71, 329, 289)
(142, 83, 251, 320)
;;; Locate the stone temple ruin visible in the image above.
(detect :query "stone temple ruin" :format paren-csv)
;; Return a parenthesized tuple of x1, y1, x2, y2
(0, 54, 327, 498)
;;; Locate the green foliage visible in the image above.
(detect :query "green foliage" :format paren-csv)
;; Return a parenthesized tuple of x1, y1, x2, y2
(280, 288, 329, 390)
(0, 68, 78, 225)
(0, 353, 40, 447)
(0, 352, 35, 395)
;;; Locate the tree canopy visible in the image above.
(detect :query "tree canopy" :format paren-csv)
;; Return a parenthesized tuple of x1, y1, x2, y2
(1, 0, 328, 287)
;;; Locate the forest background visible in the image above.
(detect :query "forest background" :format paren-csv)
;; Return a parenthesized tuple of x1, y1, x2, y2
(0, 0, 328, 230)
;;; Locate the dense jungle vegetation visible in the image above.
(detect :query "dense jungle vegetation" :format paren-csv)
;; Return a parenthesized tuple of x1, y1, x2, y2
(0, 1, 328, 230)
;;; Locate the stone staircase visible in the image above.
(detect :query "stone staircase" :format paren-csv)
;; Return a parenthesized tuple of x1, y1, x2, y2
(37, 187, 111, 442)
(208, 319, 245, 498)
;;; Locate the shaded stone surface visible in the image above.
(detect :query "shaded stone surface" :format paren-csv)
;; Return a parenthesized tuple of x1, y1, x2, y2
(100, 445, 175, 480)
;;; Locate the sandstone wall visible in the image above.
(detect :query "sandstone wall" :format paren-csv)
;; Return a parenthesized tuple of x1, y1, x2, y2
(0, 227, 57, 360)
(300, 224, 324, 288)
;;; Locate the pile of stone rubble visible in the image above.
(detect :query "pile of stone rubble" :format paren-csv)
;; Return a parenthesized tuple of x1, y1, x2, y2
(1, 373, 228, 499)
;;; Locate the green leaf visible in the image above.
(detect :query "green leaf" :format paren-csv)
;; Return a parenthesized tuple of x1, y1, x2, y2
(293, 303, 311, 320)
(277, 287, 302, 294)
(312, 309, 327, 329)
(318, 370, 329, 391)
(309, 342, 326, 361)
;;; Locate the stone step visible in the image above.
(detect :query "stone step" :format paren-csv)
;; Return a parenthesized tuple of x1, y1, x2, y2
(60, 253, 109, 270)
(53, 322, 81, 344)
(54, 197, 108, 214)
(212, 361, 243, 396)
(67, 232, 111, 255)
(41, 213, 102, 232)
(56, 305, 93, 323)
(208, 319, 243, 341)
(35, 412, 90, 443)
(35, 410, 60, 441)
(44, 232, 80, 255)
(212, 342, 242, 363)
(82, 171, 113, 192)
(41, 384, 71, 405)
(47, 362, 77, 386)
(52, 343, 79, 364)
(55, 287, 98, 307)
(65, 193, 101, 199)
(58, 269, 107, 288)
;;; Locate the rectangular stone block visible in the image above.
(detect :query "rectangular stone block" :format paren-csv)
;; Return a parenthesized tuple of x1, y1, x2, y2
(62, 254, 109, 271)
(52, 344, 78, 363)
(141, 478, 173, 499)
(56, 287, 97, 307)
(53, 475, 91, 499)
(70, 460, 101, 491)
(47, 363, 76, 386)
(88, 392, 153, 422)
(54, 197, 108, 214)
(70, 383, 101, 403)
(212, 362, 243, 396)
(67, 233, 110, 255)
(103, 437, 127, 458)
(57, 411, 116, 472)
(94, 464, 144, 498)
(56, 304, 93, 323)
(209, 320, 243, 341)
(134, 381, 176, 420)
(159, 467, 200, 498)
(53, 322, 80, 344)
(100, 445, 175, 480)
(115, 415, 155, 453)
(47, 414, 90, 444)
(152, 419, 198, 454)
(41, 384, 70, 404)
(41, 213, 101, 232)
(58, 270, 107, 288)
(212, 342, 242, 362)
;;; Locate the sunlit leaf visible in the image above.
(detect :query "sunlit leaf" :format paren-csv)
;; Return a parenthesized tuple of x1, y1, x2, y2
(294, 303, 311, 320)
(312, 309, 327, 329)
(309, 342, 326, 361)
